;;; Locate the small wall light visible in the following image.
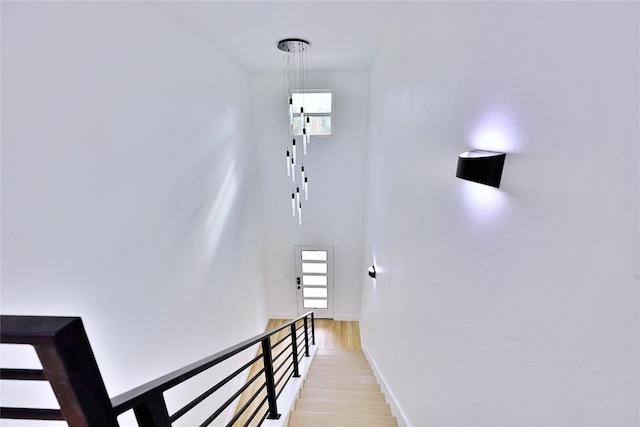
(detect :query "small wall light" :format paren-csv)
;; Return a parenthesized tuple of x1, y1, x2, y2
(368, 265, 376, 278)
(456, 150, 506, 188)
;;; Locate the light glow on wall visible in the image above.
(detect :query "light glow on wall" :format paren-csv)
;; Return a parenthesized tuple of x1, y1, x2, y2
(459, 179, 508, 224)
(470, 109, 519, 153)
(206, 161, 239, 259)
(460, 109, 516, 222)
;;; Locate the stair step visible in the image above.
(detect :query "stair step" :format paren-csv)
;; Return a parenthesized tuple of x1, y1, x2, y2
(311, 359, 370, 365)
(295, 398, 392, 416)
(299, 388, 387, 403)
(312, 363, 372, 371)
(304, 379, 380, 392)
(290, 345, 393, 425)
(310, 366, 373, 376)
(288, 411, 397, 426)
(315, 350, 366, 357)
(314, 355, 368, 362)
(313, 358, 369, 365)
(306, 373, 378, 383)
(316, 349, 364, 355)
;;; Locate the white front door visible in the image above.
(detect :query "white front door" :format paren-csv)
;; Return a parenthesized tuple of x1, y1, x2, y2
(295, 246, 334, 319)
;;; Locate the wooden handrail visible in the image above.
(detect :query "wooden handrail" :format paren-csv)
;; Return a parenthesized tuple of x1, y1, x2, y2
(1, 311, 316, 427)
(0, 315, 118, 427)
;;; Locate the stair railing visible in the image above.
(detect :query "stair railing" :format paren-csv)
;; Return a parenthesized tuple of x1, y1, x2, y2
(0, 312, 316, 427)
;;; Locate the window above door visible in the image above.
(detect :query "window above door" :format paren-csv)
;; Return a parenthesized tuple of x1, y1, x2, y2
(291, 92, 332, 136)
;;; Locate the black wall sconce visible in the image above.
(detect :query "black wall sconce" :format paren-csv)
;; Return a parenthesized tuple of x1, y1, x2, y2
(368, 266, 376, 279)
(456, 150, 506, 188)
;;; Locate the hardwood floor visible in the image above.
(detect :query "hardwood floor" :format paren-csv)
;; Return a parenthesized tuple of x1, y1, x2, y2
(312, 319, 361, 349)
(231, 318, 361, 426)
(258, 318, 362, 349)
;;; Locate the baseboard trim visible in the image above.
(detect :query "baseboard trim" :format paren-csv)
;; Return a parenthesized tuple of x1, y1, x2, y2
(362, 345, 411, 427)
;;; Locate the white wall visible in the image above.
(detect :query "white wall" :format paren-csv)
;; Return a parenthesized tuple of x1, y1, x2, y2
(1, 2, 266, 425)
(251, 71, 368, 320)
(361, 2, 639, 426)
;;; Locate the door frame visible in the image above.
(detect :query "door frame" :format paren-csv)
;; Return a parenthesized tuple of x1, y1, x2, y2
(294, 245, 335, 319)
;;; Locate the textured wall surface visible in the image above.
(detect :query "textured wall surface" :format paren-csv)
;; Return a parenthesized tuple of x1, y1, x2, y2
(361, 2, 639, 426)
(251, 70, 368, 320)
(1, 2, 266, 424)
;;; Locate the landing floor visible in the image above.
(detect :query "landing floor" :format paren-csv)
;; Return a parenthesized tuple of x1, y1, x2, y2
(264, 318, 361, 349)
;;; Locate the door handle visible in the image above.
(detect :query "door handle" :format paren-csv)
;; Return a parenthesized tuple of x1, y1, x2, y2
(296, 277, 301, 289)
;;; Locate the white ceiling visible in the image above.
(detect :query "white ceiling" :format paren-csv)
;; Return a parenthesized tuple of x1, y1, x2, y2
(158, 1, 400, 71)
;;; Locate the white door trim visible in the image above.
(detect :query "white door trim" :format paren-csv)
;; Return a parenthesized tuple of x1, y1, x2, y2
(294, 245, 334, 319)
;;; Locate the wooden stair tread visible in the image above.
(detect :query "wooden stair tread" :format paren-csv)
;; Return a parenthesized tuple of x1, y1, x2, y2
(316, 349, 364, 354)
(306, 373, 378, 383)
(289, 332, 394, 426)
(310, 366, 373, 375)
(309, 358, 369, 364)
(288, 411, 397, 426)
(315, 356, 369, 365)
(311, 360, 372, 367)
(295, 399, 392, 416)
(304, 379, 380, 392)
(315, 352, 367, 358)
(313, 357, 370, 366)
(299, 388, 387, 403)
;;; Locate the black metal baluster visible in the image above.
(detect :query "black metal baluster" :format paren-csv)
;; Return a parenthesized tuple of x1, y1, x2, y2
(303, 316, 310, 357)
(290, 323, 300, 378)
(261, 338, 280, 420)
(133, 393, 171, 427)
(311, 312, 316, 345)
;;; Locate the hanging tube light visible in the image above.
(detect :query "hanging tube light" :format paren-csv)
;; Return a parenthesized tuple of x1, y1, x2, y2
(292, 139, 297, 166)
(286, 150, 291, 176)
(289, 97, 293, 126)
(303, 128, 308, 155)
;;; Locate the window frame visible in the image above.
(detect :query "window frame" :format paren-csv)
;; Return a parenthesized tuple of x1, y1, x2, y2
(291, 90, 333, 137)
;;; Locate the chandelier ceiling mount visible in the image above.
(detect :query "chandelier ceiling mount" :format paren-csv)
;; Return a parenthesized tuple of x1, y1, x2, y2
(277, 39, 310, 53)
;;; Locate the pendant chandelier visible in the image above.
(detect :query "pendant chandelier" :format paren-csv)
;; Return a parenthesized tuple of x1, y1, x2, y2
(278, 38, 310, 226)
